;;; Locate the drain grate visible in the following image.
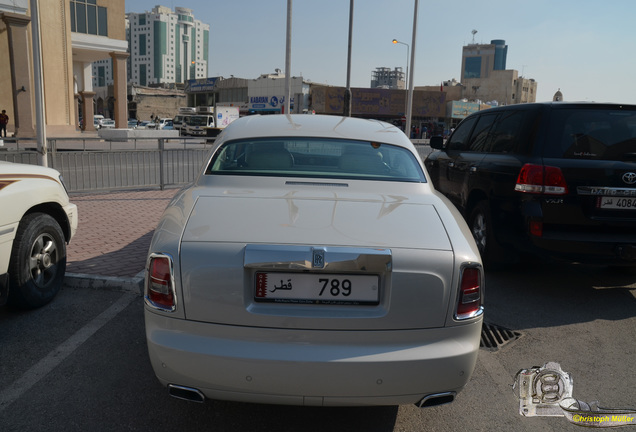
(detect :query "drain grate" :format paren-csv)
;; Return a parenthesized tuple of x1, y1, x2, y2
(480, 322, 522, 351)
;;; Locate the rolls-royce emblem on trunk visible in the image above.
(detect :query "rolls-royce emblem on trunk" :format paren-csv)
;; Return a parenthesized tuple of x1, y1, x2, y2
(312, 249, 325, 268)
(622, 172, 636, 185)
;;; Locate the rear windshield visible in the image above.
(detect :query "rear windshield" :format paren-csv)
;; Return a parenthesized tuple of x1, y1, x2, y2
(205, 138, 426, 182)
(545, 108, 636, 160)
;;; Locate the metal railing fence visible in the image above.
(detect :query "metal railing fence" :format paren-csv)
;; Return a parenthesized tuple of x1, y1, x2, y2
(0, 136, 432, 193)
(0, 137, 214, 193)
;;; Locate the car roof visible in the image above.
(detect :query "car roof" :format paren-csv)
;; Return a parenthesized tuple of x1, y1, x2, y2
(218, 114, 409, 147)
(472, 101, 636, 114)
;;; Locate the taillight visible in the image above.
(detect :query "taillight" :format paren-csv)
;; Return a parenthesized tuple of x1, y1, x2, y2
(529, 220, 543, 237)
(455, 265, 483, 320)
(515, 164, 568, 195)
(145, 253, 176, 312)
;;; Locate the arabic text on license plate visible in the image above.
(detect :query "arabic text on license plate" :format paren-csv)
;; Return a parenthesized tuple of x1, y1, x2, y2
(598, 196, 636, 209)
(255, 272, 379, 305)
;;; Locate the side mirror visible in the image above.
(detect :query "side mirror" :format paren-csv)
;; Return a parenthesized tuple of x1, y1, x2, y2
(430, 135, 444, 150)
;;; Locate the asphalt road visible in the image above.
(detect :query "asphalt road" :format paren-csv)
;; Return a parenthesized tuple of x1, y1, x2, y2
(1, 262, 635, 431)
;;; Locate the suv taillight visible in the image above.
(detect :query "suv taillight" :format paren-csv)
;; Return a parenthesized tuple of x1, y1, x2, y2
(515, 164, 568, 195)
(455, 265, 484, 320)
(145, 253, 177, 312)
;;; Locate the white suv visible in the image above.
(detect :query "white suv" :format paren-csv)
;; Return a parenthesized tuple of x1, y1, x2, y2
(0, 161, 78, 308)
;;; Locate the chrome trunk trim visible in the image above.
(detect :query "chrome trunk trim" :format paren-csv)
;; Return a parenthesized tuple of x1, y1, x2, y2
(244, 244, 392, 273)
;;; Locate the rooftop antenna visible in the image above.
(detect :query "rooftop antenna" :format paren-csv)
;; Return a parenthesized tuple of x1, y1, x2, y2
(471, 29, 478, 44)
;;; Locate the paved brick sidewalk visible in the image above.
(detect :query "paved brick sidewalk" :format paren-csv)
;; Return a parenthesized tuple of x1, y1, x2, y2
(66, 188, 179, 281)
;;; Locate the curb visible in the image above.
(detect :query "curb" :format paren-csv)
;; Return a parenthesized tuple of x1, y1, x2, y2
(64, 272, 145, 296)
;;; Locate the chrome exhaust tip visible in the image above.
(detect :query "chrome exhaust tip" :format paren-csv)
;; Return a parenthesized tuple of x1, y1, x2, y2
(416, 392, 456, 408)
(168, 384, 206, 403)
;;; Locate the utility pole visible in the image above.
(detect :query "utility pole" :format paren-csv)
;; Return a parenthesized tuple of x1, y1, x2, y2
(343, 0, 353, 117)
(284, 0, 292, 115)
(30, 0, 47, 166)
(405, 0, 419, 138)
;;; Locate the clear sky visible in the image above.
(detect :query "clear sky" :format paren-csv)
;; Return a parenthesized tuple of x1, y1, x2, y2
(126, 0, 636, 104)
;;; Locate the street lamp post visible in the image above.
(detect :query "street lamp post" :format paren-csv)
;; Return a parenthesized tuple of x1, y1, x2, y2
(392, 39, 409, 126)
(406, 0, 419, 138)
(344, 0, 354, 117)
(393, 0, 419, 139)
(391, 39, 409, 93)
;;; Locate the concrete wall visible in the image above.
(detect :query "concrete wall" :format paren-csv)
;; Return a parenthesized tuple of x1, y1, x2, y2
(132, 92, 187, 122)
(103, 0, 125, 40)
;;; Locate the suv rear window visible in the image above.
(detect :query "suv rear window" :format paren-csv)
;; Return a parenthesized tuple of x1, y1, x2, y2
(545, 107, 636, 161)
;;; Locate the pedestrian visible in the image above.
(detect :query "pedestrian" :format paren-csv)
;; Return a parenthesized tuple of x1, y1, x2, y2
(0, 110, 8, 137)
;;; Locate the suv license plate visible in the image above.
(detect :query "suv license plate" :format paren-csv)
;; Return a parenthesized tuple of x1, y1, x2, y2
(255, 272, 379, 305)
(598, 197, 636, 210)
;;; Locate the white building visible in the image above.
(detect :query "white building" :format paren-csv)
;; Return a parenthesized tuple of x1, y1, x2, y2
(247, 70, 310, 114)
(370, 67, 405, 89)
(93, 5, 209, 88)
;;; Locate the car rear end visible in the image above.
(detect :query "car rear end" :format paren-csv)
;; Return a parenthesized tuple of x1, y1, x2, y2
(144, 115, 484, 407)
(514, 103, 636, 265)
(145, 186, 483, 407)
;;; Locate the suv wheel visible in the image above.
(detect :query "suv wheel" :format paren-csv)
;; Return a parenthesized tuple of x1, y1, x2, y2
(8, 213, 67, 309)
(469, 201, 506, 268)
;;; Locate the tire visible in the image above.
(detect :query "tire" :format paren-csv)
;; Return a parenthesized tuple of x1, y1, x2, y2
(468, 201, 507, 269)
(8, 213, 67, 309)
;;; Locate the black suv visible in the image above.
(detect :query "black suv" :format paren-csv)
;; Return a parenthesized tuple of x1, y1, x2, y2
(425, 102, 636, 267)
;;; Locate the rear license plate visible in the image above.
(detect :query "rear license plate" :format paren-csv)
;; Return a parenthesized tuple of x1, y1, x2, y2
(255, 272, 379, 305)
(597, 196, 636, 210)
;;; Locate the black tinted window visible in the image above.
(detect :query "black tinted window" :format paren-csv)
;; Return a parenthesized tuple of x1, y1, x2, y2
(488, 109, 539, 154)
(545, 108, 636, 160)
(467, 114, 498, 152)
(446, 116, 477, 151)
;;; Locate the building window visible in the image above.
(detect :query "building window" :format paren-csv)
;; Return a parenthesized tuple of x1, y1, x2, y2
(464, 57, 481, 79)
(97, 66, 106, 86)
(139, 34, 147, 56)
(70, 0, 108, 36)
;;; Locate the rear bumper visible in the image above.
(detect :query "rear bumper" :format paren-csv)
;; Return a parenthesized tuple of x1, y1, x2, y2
(530, 231, 636, 265)
(187, 129, 206, 136)
(145, 312, 482, 406)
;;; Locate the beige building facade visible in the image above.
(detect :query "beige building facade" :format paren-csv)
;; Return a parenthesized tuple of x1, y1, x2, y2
(0, 0, 128, 137)
(463, 70, 537, 105)
(460, 39, 537, 105)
